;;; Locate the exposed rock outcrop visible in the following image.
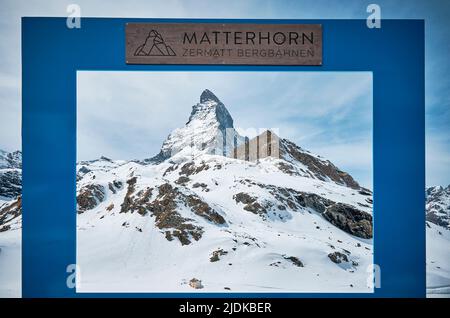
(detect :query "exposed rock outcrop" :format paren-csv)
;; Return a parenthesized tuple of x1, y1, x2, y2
(0, 196, 22, 232)
(426, 185, 450, 229)
(323, 203, 373, 239)
(328, 251, 349, 264)
(77, 184, 106, 214)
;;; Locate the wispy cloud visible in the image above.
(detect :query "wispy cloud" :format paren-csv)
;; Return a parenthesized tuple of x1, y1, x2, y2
(426, 132, 450, 187)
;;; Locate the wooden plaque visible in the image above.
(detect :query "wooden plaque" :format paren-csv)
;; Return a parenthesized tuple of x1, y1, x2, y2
(126, 23, 322, 65)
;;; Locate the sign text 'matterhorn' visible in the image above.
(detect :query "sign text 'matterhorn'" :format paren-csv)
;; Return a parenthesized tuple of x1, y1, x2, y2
(126, 23, 322, 65)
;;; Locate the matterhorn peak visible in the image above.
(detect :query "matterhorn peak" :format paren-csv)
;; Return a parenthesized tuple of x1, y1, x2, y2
(200, 89, 221, 103)
(149, 89, 243, 163)
(188, 89, 234, 131)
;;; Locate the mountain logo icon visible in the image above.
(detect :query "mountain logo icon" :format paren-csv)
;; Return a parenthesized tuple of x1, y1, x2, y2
(134, 30, 176, 57)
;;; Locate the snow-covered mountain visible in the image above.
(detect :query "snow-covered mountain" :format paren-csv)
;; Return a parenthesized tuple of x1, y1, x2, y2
(426, 185, 450, 229)
(0, 90, 448, 296)
(0, 150, 22, 200)
(75, 90, 374, 292)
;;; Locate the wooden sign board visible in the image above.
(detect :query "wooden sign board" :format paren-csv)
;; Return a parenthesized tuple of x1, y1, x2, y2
(126, 23, 322, 65)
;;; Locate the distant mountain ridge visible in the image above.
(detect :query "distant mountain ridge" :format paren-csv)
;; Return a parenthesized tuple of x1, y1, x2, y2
(426, 185, 450, 229)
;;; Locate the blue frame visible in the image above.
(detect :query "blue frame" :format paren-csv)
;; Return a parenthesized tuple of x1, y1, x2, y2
(22, 18, 425, 297)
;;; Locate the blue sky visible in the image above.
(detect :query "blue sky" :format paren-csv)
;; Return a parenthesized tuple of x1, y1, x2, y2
(0, 0, 448, 186)
(77, 72, 373, 187)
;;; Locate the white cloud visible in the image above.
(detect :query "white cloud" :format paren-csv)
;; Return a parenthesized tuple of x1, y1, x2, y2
(426, 133, 450, 187)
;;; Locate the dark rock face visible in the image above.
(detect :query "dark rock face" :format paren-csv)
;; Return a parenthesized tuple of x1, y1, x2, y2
(270, 185, 371, 238)
(239, 180, 373, 239)
(0, 170, 21, 198)
(323, 203, 373, 239)
(358, 188, 372, 196)
(0, 150, 23, 231)
(195, 89, 234, 131)
(78, 166, 91, 174)
(77, 184, 106, 214)
(276, 162, 302, 176)
(233, 192, 267, 215)
(210, 248, 228, 262)
(328, 251, 349, 264)
(111, 174, 226, 245)
(108, 180, 123, 194)
(0, 150, 22, 169)
(200, 89, 221, 104)
(185, 194, 226, 225)
(180, 161, 210, 176)
(295, 192, 333, 213)
(120, 177, 138, 213)
(76, 166, 91, 181)
(280, 139, 360, 190)
(427, 211, 448, 228)
(426, 185, 450, 229)
(123, 187, 153, 216)
(0, 196, 22, 231)
(283, 255, 304, 267)
(175, 176, 190, 185)
(118, 177, 150, 215)
(142, 150, 170, 165)
(120, 182, 226, 245)
(149, 183, 203, 246)
(233, 192, 256, 205)
(189, 278, 203, 289)
(192, 182, 209, 191)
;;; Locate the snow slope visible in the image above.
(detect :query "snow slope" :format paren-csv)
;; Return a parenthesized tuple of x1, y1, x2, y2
(426, 222, 450, 296)
(0, 229, 21, 297)
(77, 154, 374, 292)
(426, 185, 450, 297)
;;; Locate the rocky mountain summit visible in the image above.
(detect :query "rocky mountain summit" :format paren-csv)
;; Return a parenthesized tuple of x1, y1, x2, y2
(0, 150, 22, 170)
(147, 89, 244, 164)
